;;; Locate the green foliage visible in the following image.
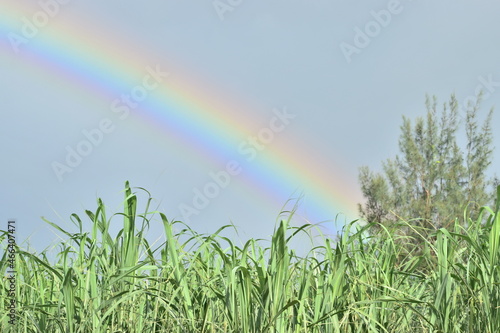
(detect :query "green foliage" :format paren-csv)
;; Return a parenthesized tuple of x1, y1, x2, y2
(1, 182, 500, 332)
(358, 93, 496, 232)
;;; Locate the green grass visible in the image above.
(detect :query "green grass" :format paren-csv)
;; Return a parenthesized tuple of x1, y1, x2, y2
(1, 181, 500, 332)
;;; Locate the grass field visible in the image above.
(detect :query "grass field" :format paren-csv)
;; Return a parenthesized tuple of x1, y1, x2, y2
(1, 181, 500, 332)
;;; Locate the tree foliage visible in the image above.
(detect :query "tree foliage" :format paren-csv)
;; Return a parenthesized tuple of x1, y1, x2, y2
(358, 93, 496, 234)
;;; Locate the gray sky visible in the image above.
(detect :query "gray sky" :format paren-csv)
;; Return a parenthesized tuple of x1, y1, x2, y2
(1, 0, 499, 255)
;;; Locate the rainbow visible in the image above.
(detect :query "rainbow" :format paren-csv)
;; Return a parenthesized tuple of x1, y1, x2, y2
(0, 2, 361, 232)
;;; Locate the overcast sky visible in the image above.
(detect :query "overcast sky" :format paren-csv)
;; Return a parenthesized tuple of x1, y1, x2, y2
(1, 0, 500, 255)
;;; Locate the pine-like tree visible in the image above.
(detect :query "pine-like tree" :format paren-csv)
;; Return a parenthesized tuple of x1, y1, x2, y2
(358, 93, 496, 235)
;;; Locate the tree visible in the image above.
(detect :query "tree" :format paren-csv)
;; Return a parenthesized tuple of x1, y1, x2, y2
(358, 93, 496, 235)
